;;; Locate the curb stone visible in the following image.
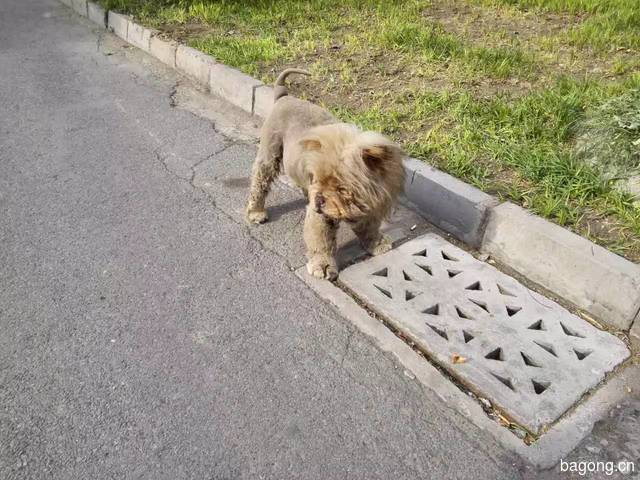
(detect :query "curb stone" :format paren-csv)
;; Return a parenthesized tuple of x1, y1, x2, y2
(175, 45, 216, 88)
(60, 0, 640, 339)
(87, 2, 106, 28)
(253, 85, 274, 119)
(296, 268, 640, 469)
(149, 35, 177, 69)
(71, 0, 87, 17)
(631, 315, 640, 349)
(482, 202, 640, 331)
(403, 158, 497, 248)
(209, 63, 263, 114)
(126, 21, 154, 52)
(107, 11, 129, 41)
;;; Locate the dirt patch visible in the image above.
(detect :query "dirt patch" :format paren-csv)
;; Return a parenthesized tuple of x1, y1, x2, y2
(428, 0, 580, 44)
(576, 211, 640, 262)
(154, 22, 214, 43)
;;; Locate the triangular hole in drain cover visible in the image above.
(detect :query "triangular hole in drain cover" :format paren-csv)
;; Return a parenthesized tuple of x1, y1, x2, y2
(441, 251, 458, 261)
(372, 267, 388, 277)
(462, 330, 474, 343)
(465, 281, 482, 291)
(374, 284, 392, 299)
(520, 352, 541, 368)
(403, 270, 413, 281)
(506, 305, 522, 317)
(560, 322, 585, 338)
(532, 379, 551, 395)
(416, 264, 433, 276)
(405, 290, 419, 301)
(485, 347, 504, 361)
(427, 324, 448, 340)
(423, 304, 440, 315)
(528, 319, 545, 331)
(534, 341, 557, 357)
(455, 306, 473, 320)
(469, 299, 490, 313)
(491, 373, 515, 391)
(413, 249, 427, 257)
(497, 284, 516, 297)
(574, 348, 592, 360)
(447, 269, 462, 278)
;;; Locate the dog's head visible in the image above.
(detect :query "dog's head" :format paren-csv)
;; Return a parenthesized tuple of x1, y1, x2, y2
(300, 124, 405, 221)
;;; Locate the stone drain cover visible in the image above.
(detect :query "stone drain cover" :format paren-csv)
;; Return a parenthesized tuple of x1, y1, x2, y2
(340, 234, 629, 433)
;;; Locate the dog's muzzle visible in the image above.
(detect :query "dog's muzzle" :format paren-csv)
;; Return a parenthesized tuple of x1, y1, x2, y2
(314, 194, 325, 213)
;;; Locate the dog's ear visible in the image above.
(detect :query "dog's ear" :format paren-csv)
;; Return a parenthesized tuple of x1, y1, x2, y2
(300, 138, 322, 151)
(362, 145, 394, 171)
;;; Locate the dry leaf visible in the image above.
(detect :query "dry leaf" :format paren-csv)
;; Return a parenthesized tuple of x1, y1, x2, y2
(452, 353, 467, 364)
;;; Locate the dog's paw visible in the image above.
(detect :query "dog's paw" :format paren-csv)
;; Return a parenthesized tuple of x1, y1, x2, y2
(307, 257, 339, 281)
(366, 234, 393, 256)
(246, 209, 268, 224)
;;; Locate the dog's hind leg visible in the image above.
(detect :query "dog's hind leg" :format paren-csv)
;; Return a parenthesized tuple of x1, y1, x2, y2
(304, 206, 339, 280)
(351, 216, 392, 256)
(245, 136, 283, 224)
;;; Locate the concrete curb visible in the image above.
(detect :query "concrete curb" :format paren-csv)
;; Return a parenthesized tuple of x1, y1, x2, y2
(175, 45, 215, 87)
(87, 2, 106, 27)
(629, 311, 640, 349)
(149, 35, 177, 69)
(403, 158, 497, 248)
(253, 85, 274, 120)
(71, 0, 87, 17)
(482, 202, 640, 331)
(209, 63, 263, 114)
(65, 1, 640, 339)
(126, 20, 154, 51)
(107, 10, 129, 41)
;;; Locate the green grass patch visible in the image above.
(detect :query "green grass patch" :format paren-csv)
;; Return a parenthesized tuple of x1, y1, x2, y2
(190, 36, 286, 77)
(374, 19, 533, 78)
(479, 0, 640, 50)
(335, 76, 640, 247)
(576, 88, 640, 179)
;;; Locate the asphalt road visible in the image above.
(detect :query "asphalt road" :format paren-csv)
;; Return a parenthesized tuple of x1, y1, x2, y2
(0, 0, 591, 479)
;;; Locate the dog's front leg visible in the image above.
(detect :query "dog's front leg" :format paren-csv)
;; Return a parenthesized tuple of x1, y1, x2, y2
(351, 216, 392, 256)
(304, 206, 339, 280)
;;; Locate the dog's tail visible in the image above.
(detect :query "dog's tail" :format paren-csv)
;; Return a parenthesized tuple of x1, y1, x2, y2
(273, 68, 311, 102)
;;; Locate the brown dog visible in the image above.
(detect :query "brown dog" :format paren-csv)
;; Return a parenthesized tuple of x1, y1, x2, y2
(245, 69, 405, 280)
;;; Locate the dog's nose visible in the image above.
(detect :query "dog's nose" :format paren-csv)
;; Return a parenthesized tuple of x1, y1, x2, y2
(315, 194, 326, 212)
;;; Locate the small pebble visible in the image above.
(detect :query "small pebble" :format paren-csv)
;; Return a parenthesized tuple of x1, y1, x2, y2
(585, 445, 601, 454)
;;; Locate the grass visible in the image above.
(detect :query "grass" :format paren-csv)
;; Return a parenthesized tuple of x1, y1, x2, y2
(99, 0, 640, 261)
(477, 0, 640, 51)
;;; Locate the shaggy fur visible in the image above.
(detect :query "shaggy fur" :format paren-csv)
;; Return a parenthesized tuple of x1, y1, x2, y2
(245, 69, 405, 280)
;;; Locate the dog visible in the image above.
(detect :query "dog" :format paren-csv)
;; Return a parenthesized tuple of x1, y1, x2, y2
(245, 68, 405, 280)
